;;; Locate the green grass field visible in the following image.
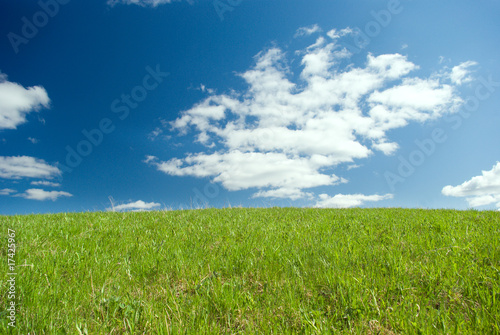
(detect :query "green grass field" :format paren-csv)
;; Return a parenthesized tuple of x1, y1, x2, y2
(1, 208, 499, 334)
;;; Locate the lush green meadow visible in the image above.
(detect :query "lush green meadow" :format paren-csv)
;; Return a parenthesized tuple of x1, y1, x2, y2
(1, 208, 499, 334)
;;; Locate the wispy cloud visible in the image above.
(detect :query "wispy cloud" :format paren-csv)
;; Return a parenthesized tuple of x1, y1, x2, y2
(147, 26, 471, 202)
(107, 200, 161, 212)
(442, 162, 500, 210)
(314, 193, 393, 208)
(0, 188, 16, 196)
(0, 156, 60, 180)
(31, 181, 61, 187)
(347, 164, 361, 171)
(0, 72, 50, 130)
(326, 27, 353, 40)
(15, 188, 72, 201)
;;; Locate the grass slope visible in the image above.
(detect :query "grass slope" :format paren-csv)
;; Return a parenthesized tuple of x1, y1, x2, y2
(1, 208, 499, 334)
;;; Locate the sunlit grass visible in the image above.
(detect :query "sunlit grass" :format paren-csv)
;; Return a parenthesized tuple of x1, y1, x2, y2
(1, 208, 499, 334)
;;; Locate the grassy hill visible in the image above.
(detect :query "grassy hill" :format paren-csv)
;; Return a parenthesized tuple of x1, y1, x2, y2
(1, 208, 499, 334)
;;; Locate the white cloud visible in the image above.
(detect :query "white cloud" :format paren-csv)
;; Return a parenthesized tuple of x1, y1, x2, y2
(442, 162, 500, 209)
(0, 156, 61, 180)
(31, 181, 61, 187)
(314, 193, 394, 208)
(107, 200, 161, 212)
(347, 164, 361, 171)
(148, 151, 340, 193)
(0, 73, 50, 130)
(466, 194, 500, 207)
(148, 26, 471, 201)
(0, 188, 16, 196)
(371, 140, 399, 155)
(449, 61, 477, 85)
(295, 24, 322, 37)
(16, 189, 72, 201)
(27, 137, 39, 144)
(368, 77, 459, 129)
(144, 155, 158, 164)
(326, 27, 353, 39)
(107, 0, 192, 7)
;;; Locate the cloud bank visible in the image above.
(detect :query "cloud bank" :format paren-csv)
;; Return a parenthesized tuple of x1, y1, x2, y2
(147, 26, 473, 205)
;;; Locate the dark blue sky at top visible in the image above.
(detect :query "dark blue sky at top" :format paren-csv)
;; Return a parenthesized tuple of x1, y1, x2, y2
(1, 0, 499, 214)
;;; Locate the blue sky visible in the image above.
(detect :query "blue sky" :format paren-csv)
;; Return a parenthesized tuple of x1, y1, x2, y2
(1, 0, 500, 214)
